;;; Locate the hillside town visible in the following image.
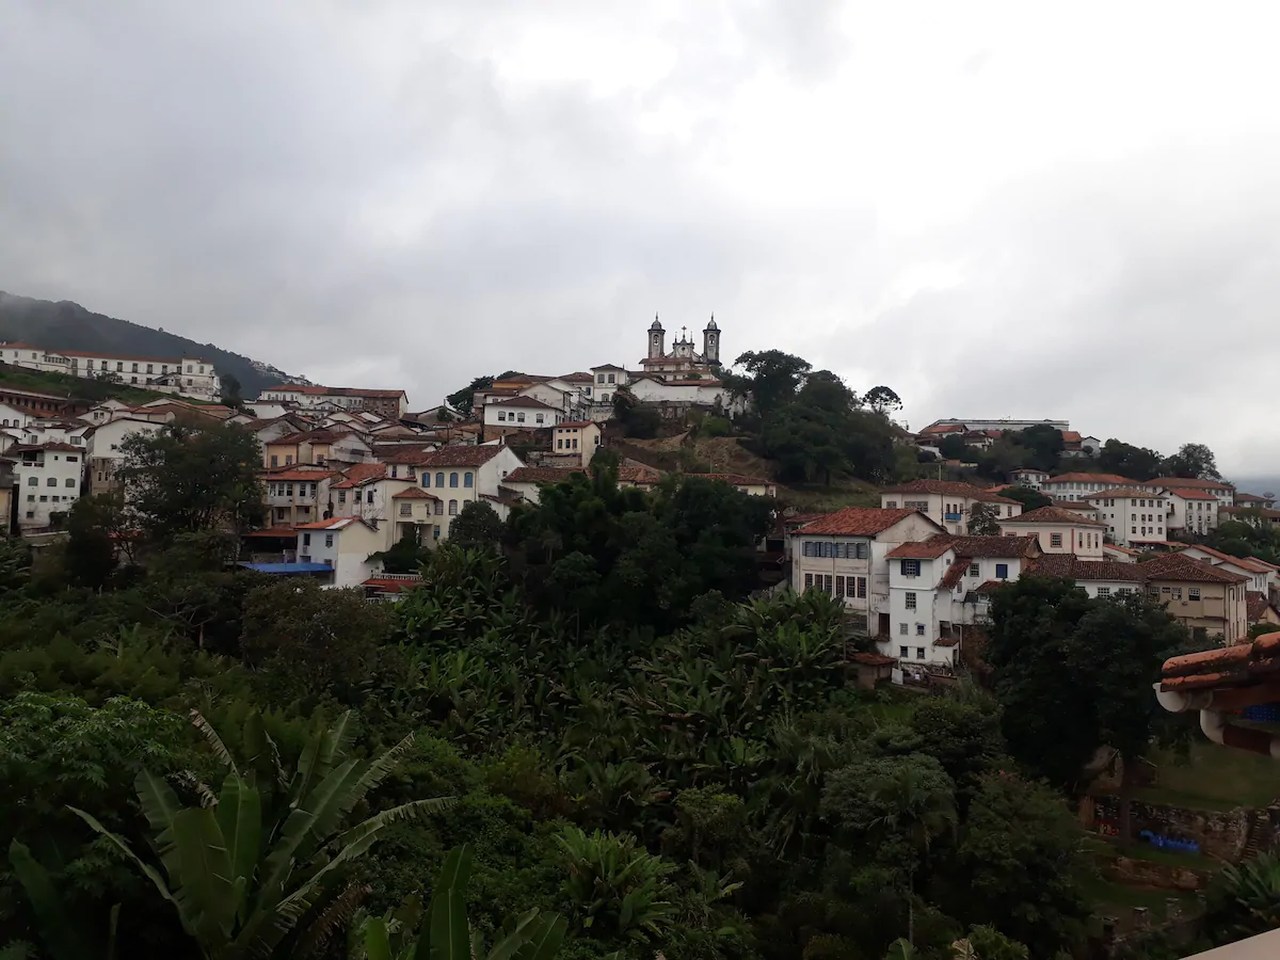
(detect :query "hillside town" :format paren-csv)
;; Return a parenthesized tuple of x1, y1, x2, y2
(1, 320, 1275, 690)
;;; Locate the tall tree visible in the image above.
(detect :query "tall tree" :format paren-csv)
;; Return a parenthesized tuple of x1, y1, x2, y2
(1098, 439, 1163, 480)
(218, 372, 245, 409)
(1012, 425, 1064, 472)
(732, 350, 812, 416)
(1163, 442, 1221, 479)
(995, 486, 1052, 511)
(63, 494, 122, 588)
(117, 422, 264, 541)
(449, 500, 505, 550)
(966, 502, 1001, 536)
(865, 385, 903, 416)
(445, 374, 495, 416)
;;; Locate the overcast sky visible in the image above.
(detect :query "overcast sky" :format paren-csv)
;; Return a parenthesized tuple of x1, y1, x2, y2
(3, 1, 1279, 475)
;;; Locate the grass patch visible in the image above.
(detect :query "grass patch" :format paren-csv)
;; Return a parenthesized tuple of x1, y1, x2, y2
(1136, 742, 1280, 811)
(0, 363, 191, 406)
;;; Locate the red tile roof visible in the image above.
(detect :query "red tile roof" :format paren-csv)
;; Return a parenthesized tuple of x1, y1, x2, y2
(616, 463, 663, 485)
(259, 468, 337, 482)
(1001, 506, 1107, 527)
(487, 397, 560, 411)
(851, 651, 897, 666)
(1247, 592, 1275, 623)
(266, 385, 407, 400)
(392, 487, 437, 500)
(1143, 553, 1249, 584)
(556, 420, 598, 429)
(295, 516, 370, 530)
(421, 445, 506, 468)
(919, 423, 966, 436)
(880, 479, 1018, 504)
(331, 463, 387, 489)
(1236, 493, 1273, 503)
(887, 539, 955, 559)
(1180, 545, 1275, 574)
(1028, 555, 1149, 582)
(1160, 632, 1280, 693)
(940, 558, 971, 590)
(1061, 431, 1083, 443)
(1152, 476, 1234, 490)
(799, 507, 922, 537)
(12, 442, 81, 453)
(505, 466, 582, 484)
(556, 372, 595, 383)
(1164, 487, 1218, 501)
(362, 576, 423, 594)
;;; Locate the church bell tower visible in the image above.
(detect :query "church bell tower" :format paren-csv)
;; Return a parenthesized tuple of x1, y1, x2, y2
(648, 314, 665, 359)
(703, 313, 720, 365)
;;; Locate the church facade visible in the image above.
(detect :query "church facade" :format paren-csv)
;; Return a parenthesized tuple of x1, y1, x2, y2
(638, 315, 722, 379)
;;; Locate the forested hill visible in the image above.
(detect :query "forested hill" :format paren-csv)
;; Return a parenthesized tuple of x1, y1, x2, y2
(0, 290, 306, 397)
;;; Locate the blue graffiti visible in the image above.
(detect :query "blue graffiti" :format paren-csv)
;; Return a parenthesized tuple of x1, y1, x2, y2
(1138, 829, 1200, 855)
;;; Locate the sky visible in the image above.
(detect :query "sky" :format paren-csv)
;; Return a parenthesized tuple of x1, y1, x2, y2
(3, 1, 1280, 477)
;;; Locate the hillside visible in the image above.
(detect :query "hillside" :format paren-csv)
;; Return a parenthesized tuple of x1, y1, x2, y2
(0, 291, 306, 397)
(0, 362, 213, 407)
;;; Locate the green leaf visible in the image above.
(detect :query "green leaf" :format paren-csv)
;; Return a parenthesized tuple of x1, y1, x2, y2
(134, 769, 182, 840)
(427, 887, 469, 960)
(363, 917, 393, 960)
(7, 840, 93, 960)
(67, 806, 177, 910)
(513, 915, 566, 960)
(216, 775, 262, 914)
(167, 807, 237, 947)
(190, 709, 239, 777)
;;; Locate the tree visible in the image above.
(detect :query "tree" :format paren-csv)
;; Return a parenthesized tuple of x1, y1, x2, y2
(1204, 853, 1280, 947)
(0, 536, 33, 593)
(907, 692, 1006, 808)
(732, 350, 812, 416)
(938, 435, 970, 461)
(865, 385, 903, 416)
(218, 372, 244, 409)
(68, 711, 452, 960)
(1012, 425, 1064, 472)
(995, 486, 1051, 511)
(446, 375, 494, 416)
(1163, 442, 1220, 480)
(1098, 439, 1163, 480)
(966, 502, 1001, 536)
(371, 530, 431, 573)
(63, 495, 121, 588)
(356, 844, 567, 960)
(612, 389, 661, 439)
(950, 773, 1089, 956)
(117, 422, 264, 542)
(450, 501, 505, 550)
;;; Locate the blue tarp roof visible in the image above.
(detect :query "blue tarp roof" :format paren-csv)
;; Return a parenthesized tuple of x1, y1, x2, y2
(238, 562, 334, 574)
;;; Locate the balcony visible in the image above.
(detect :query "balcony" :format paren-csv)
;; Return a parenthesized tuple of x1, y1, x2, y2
(944, 512, 963, 523)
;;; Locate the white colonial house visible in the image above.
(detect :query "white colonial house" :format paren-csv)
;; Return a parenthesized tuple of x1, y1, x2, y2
(1163, 487, 1221, 536)
(552, 420, 602, 468)
(0, 343, 221, 401)
(294, 517, 387, 588)
(1009, 467, 1049, 489)
(879, 480, 1021, 535)
(791, 507, 945, 631)
(1038, 472, 1156, 502)
(997, 505, 1107, 558)
(12, 442, 84, 530)
(483, 397, 564, 431)
(884, 534, 1040, 667)
(1178, 545, 1277, 599)
(1154, 476, 1235, 507)
(1084, 487, 1170, 547)
(86, 416, 164, 494)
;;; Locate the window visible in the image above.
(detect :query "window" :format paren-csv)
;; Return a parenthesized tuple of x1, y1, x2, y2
(399, 503, 412, 517)
(448, 499, 458, 515)
(26, 495, 32, 502)
(856, 542, 868, 559)
(303, 533, 312, 546)
(905, 592, 917, 610)
(556, 439, 563, 449)
(899, 623, 908, 635)
(900, 646, 909, 658)
(449, 472, 459, 487)
(433, 525, 441, 540)
(1189, 587, 1201, 600)
(995, 563, 1009, 579)
(270, 455, 279, 467)
(26, 477, 35, 486)
(46, 478, 55, 487)
(1050, 533, 1062, 547)
(421, 473, 430, 487)
(805, 573, 814, 590)
(916, 623, 925, 635)
(855, 576, 867, 598)
(916, 648, 925, 660)
(146, 364, 153, 373)
(1098, 587, 1110, 598)
(968, 563, 980, 577)
(435, 472, 445, 487)
(338, 490, 346, 504)
(324, 534, 334, 548)
(607, 373, 616, 384)
(535, 414, 544, 424)
(1171, 587, 1182, 599)
(885, 500, 898, 509)
(38, 495, 47, 502)
(516, 413, 525, 423)
(464, 472, 473, 488)
(901, 559, 920, 577)
(64, 478, 74, 487)
(131, 363, 138, 372)
(434, 500, 443, 515)
(498, 411, 506, 422)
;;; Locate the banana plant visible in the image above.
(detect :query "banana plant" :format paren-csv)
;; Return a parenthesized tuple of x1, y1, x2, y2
(68, 710, 453, 960)
(356, 845, 566, 960)
(6, 839, 118, 960)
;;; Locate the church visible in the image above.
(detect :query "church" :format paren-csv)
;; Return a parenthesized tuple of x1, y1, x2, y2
(637, 315, 722, 379)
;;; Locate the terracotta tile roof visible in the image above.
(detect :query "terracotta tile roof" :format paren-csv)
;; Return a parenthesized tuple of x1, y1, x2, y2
(266, 385, 406, 400)
(392, 487, 438, 500)
(12, 442, 81, 453)
(1180, 545, 1275, 574)
(1221, 505, 1280, 520)
(1152, 476, 1234, 490)
(421, 445, 506, 468)
(556, 420, 598, 429)
(1052, 499, 1100, 511)
(1086, 487, 1169, 499)
(1001, 505, 1107, 527)
(590, 363, 626, 371)
(949, 534, 1039, 558)
(800, 507, 921, 537)
(295, 516, 370, 530)
(480, 492, 523, 507)
(1160, 632, 1280, 692)
(556, 372, 595, 383)
(933, 636, 961, 647)
(1061, 431, 1083, 443)
(331, 463, 387, 489)
(362, 576, 423, 593)
(975, 579, 1006, 594)
(1045, 472, 1137, 485)
(616, 463, 663, 484)
(1143, 553, 1249, 584)
(259, 468, 337, 482)
(505, 466, 582, 484)
(1103, 543, 1141, 557)
(887, 539, 956, 559)
(919, 423, 966, 435)
(1164, 487, 1219, 501)
(1247, 592, 1275, 623)
(1028, 554, 1149, 582)
(1236, 493, 1273, 503)
(880, 479, 1018, 504)
(940, 558, 971, 589)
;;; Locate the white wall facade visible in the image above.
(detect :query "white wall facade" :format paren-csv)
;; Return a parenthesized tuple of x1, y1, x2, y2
(14, 446, 84, 529)
(1087, 492, 1169, 546)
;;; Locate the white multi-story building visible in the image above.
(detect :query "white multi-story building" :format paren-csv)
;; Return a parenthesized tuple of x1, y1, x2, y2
(12, 442, 84, 530)
(256, 385, 408, 419)
(791, 507, 946, 632)
(0, 342, 220, 401)
(879, 480, 1022, 535)
(86, 416, 163, 494)
(997, 505, 1107, 557)
(1038, 472, 1155, 502)
(293, 517, 387, 588)
(1084, 487, 1170, 547)
(1164, 488, 1221, 536)
(1153, 476, 1235, 507)
(884, 534, 1040, 667)
(483, 397, 564, 432)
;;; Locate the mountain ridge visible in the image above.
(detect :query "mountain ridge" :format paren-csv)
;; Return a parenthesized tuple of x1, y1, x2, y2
(0, 290, 308, 397)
